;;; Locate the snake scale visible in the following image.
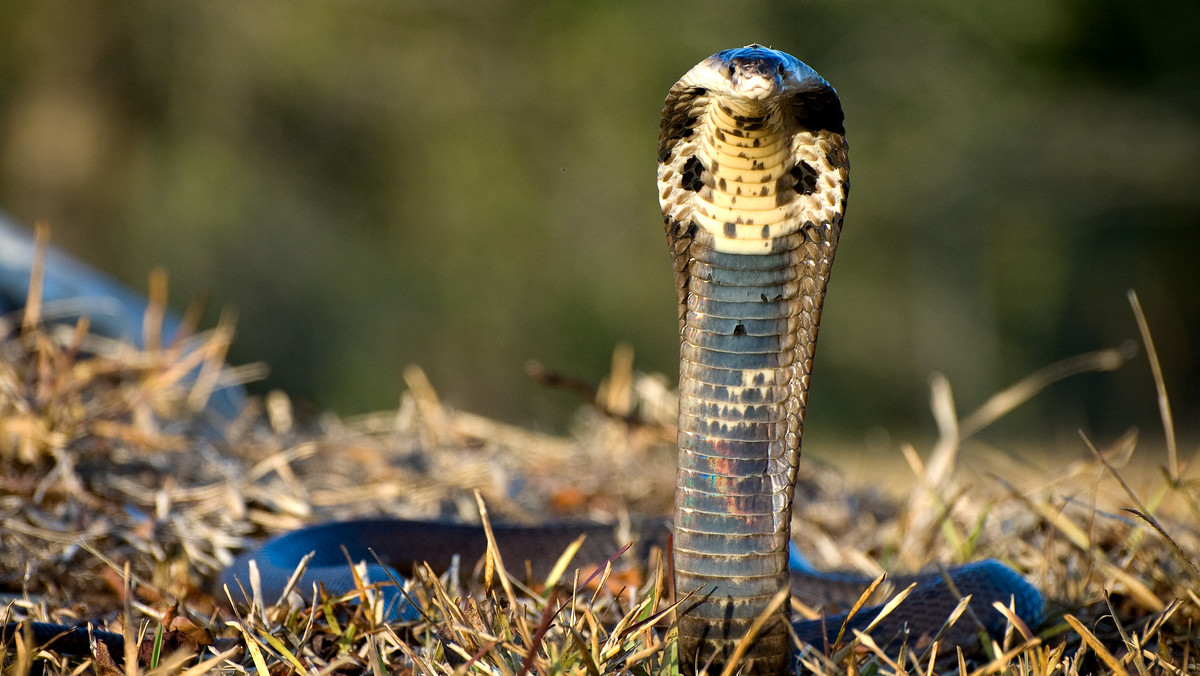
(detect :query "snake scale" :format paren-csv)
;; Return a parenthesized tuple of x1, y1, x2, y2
(4, 46, 1045, 673)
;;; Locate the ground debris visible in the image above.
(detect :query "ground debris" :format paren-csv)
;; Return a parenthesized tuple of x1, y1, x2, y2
(1, 302, 1198, 675)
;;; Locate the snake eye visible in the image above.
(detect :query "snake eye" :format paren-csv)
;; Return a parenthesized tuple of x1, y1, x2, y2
(727, 65, 736, 79)
(776, 63, 786, 76)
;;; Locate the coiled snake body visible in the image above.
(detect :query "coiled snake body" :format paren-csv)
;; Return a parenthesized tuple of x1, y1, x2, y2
(215, 45, 1044, 674)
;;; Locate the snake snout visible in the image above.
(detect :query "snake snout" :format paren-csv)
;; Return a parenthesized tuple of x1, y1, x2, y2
(726, 61, 783, 101)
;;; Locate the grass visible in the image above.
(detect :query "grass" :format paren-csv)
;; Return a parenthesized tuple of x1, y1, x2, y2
(1, 252, 1198, 674)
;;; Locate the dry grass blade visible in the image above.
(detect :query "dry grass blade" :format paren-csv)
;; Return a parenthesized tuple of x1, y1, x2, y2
(957, 346, 1131, 440)
(1135, 648, 1187, 675)
(848, 630, 903, 673)
(119, 561, 137, 673)
(1105, 592, 1150, 673)
(475, 491, 520, 627)
(926, 372, 960, 489)
(1017, 489, 1092, 551)
(1063, 613, 1131, 676)
(144, 327, 229, 401)
(1078, 431, 1200, 599)
(253, 630, 307, 674)
(20, 221, 48, 335)
(1104, 563, 1164, 613)
(516, 588, 560, 676)
(186, 310, 236, 412)
(832, 574, 887, 648)
(421, 562, 474, 652)
(929, 593, 973, 650)
(567, 626, 604, 676)
(1128, 289, 1179, 481)
(7, 622, 35, 676)
(366, 634, 385, 676)
(543, 534, 587, 590)
(1011, 472, 1164, 613)
(924, 640, 939, 676)
(143, 267, 167, 353)
(1079, 430, 1152, 519)
(862, 582, 917, 636)
(1140, 597, 1183, 646)
(404, 364, 452, 445)
(718, 586, 790, 676)
(273, 552, 315, 611)
(174, 647, 241, 676)
(228, 621, 271, 675)
(965, 636, 1042, 676)
(1123, 507, 1200, 583)
(990, 600, 1034, 643)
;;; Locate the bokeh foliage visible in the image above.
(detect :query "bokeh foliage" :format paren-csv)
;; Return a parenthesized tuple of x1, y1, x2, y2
(1, 1, 1196, 446)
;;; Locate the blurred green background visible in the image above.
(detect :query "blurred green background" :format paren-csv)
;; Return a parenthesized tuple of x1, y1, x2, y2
(0, 1, 1196, 450)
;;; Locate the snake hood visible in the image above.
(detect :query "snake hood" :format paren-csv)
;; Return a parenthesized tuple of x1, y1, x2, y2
(658, 45, 848, 274)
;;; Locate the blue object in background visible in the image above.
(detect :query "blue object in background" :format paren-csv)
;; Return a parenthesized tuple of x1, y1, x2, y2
(0, 212, 245, 419)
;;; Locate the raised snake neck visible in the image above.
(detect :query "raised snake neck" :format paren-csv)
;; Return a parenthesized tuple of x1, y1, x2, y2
(657, 45, 1044, 673)
(658, 44, 848, 674)
(2, 44, 1044, 674)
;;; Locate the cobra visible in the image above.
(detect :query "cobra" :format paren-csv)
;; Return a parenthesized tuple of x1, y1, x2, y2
(657, 43, 849, 673)
(658, 45, 1043, 673)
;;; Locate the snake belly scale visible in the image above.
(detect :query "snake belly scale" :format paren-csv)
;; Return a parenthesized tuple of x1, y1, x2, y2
(658, 45, 848, 674)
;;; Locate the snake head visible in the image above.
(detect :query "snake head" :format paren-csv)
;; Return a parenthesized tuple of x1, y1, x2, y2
(702, 44, 827, 102)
